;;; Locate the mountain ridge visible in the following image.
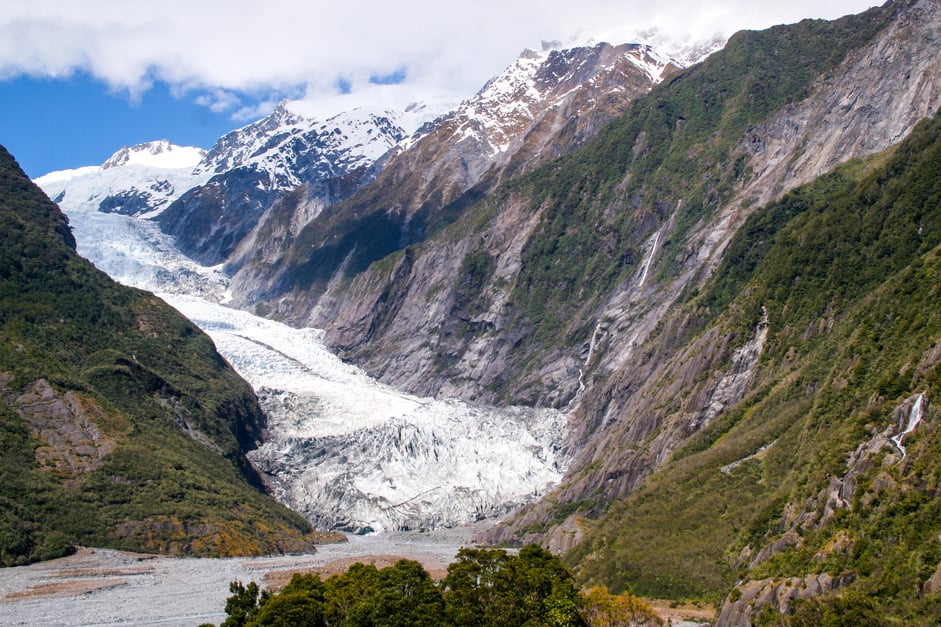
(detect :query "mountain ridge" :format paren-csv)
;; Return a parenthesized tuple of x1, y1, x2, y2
(223, 40, 684, 314)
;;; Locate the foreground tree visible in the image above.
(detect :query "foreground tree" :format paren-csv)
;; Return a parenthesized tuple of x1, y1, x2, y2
(441, 545, 585, 626)
(351, 559, 445, 626)
(221, 580, 268, 627)
(255, 574, 327, 626)
(218, 544, 595, 626)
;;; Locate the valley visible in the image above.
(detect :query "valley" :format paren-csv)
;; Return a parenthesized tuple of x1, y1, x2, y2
(162, 293, 569, 534)
(42, 147, 572, 535)
(4, 0, 941, 623)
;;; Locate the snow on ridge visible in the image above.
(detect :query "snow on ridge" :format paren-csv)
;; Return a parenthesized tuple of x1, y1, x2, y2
(102, 140, 206, 171)
(569, 26, 726, 69)
(623, 43, 679, 83)
(193, 100, 413, 189)
(36, 141, 207, 184)
(35, 140, 211, 224)
(436, 39, 686, 157)
(36, 159, 213, 219)
(34, 165, 102, 186)
(476, 48, 550, 108)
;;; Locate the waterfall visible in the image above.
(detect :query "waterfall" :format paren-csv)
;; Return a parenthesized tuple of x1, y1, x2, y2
(890, 393, 926, 459)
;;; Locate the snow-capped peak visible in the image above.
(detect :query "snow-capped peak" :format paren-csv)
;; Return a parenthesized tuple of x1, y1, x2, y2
(192, 100, 418, 190)
(434, 40, 680, 160)
(102, 140, 206, 171)
(618, 42, 681, 83)
(35, 140, 212, 220)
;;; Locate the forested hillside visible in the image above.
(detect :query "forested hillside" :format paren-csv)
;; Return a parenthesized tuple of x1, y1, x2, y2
(569, 109, 941, 623)
(0, 146, 328, 565)
(211, 0, 941, 620)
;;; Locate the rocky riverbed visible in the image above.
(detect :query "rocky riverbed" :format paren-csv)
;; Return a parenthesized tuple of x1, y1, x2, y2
(0, 526, 480, 626)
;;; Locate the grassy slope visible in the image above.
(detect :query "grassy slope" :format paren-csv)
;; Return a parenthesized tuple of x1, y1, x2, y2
(0, 145, 320, 566)
(566, 111, 941, 620)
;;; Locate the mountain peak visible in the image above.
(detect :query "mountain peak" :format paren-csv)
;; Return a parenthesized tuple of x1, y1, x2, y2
(101, 140, 206, 171)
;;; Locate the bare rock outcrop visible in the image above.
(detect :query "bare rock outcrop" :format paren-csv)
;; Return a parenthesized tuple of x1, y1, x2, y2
(483, 0, 941, 544)
(0, 376, 117, 480)
(717, 572, 857, 626)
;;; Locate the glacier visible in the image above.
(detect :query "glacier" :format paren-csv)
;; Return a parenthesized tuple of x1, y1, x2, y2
(163, 293, 568, 534)
(35, 140, 211, 219)
(40, 142, 571, 535)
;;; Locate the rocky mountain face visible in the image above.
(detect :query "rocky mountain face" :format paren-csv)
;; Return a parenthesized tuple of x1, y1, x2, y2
(0, 145, 334, 565)
(224, 42, 681, 310)
(254, 1, 938, 410)
(35, 104, 430, 297)
(491, 0, 941, 544)
(568, 106, 941, 619)
(221, 0, 941, 618)
(29, 37, 691, 541)
(156, 104, 415, 268)
(378, 41, 680, 206)
(28, 0, 941, 617)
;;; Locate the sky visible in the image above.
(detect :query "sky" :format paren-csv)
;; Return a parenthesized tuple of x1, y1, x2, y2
(0, 0, 881, 178)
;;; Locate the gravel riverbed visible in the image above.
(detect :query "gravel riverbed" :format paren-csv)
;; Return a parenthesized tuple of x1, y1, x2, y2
(0, 526, 482, 626)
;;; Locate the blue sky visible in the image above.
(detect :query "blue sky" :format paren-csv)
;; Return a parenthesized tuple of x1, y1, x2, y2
(0, 0, 879, 179)
(0, 75, 257, 178)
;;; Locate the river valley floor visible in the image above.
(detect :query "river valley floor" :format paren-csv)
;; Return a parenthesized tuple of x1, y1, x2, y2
(0, 525, 481, 626)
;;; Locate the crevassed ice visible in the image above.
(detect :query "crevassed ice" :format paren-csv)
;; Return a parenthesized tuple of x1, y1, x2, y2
(163, 294, 569, 534)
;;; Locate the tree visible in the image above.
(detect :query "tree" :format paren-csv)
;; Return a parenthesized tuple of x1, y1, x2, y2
(323, 563, 380, 626)
(254, 574, 327, 626)
(513, 545, 585, 627)
(441, 545, 585, 626)
(255, 592, 325, 627)
(441, 548, 520, 625)
(222, 580, 268, 627)
(356, 559, 445, 626)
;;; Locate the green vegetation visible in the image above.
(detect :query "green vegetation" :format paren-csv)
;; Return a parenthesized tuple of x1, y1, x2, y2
(0, 145, 319, 565)
(213, 545, 661, 627)
(505, 3, 893, 344)
(565, 109, 941, 620)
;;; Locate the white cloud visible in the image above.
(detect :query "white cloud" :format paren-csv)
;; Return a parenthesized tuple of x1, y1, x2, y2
(232, 99, 284, 122)
(194, 89, 241, 113)
(0, 0, 881, 116)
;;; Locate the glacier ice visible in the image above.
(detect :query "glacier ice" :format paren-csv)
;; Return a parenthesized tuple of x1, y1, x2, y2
(44, 160, 570, 534)
(164, 294, 569, 534)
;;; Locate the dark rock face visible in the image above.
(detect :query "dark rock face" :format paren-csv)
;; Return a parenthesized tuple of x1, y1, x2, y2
(157, 104, 406, 266)
(231, 42, 675, 321)
(98, 189, 159, 216)
(157, 167, 280, 266)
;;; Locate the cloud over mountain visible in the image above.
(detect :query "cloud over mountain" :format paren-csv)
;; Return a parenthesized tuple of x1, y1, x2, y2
(1, 1, 878, 117)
